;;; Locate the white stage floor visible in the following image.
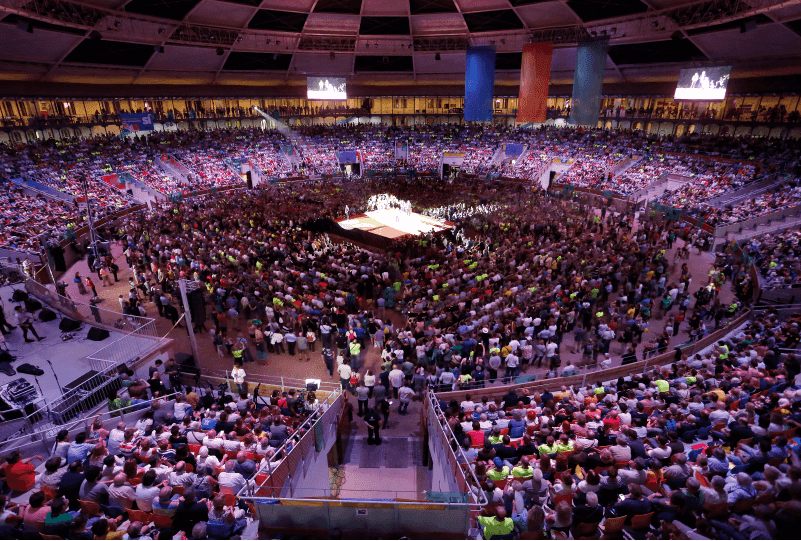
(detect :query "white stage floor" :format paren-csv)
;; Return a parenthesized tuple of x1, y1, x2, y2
(338, 210, 452, 238)
(0, 315, 157, 408)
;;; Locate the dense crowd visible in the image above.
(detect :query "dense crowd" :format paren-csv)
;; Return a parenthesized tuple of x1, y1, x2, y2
(687, 179, 801, 227)
(0, 358, 328, 539)
(434, 305, 801, 540)
(0, 156, 798, 540)
(0, 124, 799, 254)
(744, 229, 801, 290)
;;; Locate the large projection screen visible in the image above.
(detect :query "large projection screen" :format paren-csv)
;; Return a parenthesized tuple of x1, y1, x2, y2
(307, 77, 347, 100)
(674, 66, 731, 100)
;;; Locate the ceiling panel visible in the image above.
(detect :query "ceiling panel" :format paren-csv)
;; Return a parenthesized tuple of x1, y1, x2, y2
(145, 44, 225, 71)
(64, 39, 156, 66)
(463, 9, 524, 32)
(515, 2, 580, 28)
(355, 54, 414, 70)
(551, 46, 617, 71)
(609, 39, 707, 65)
(248, 10, 308, 31)
(359, 16, 411, 34)
(0, 23, 82, 63)
(413, 51, 465, 72)
(454, 0, 510, 12)
(125, 0, 202, 20)
(216, 0, 261, 6)
(223, 51, 293, 70)
(691, 23, 801, 61)
(313, 0, 363, 13)
(291, 52, 355, 73)
(410, 13, 467, 34)
(186, 0, 256, 27)
(566, 0, 648, 22)
(361, 0, 409, 15)
(303, 13, 362, 33)
(410, 0, 458, 14)
(261, 0, 316, 9)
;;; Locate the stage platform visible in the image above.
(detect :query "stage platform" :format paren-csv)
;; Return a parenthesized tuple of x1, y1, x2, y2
(335, 209, 453, 243)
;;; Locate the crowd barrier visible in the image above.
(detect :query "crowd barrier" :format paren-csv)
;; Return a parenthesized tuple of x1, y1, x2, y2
(434, 310, 752, 403)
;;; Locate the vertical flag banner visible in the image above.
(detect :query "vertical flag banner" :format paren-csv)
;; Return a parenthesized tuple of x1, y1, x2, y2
(517, 42, 554, 124)
(465, 46, 496, 122)
(570, 37, 610, 126)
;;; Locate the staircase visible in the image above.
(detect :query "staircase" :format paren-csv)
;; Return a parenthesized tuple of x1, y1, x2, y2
(158, 154, 191, 186)
(703, 175, 782, 208)
(611, 154, 642, 176)
(725, 210, 801, 242)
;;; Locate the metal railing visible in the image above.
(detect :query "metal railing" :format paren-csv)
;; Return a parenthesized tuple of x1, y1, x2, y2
(237, 387, 343, 498)
(426, 389, 487, 507)
(0, 390, 183, 456)
(24, 278, 158, 338)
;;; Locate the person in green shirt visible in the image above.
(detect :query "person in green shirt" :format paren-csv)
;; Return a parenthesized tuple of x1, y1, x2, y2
(654, 378, 669, 394)
(44, 497, 74, 535)
(554, 434, 574, 454)
(476, 506, 515, 540)
(538, 436, 558, 456)
(487, 458, 510, 481)
(511, 456, 534, 479)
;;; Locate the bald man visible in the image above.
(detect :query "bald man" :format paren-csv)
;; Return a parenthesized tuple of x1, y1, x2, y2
(476, 505, 515, 539)
(108, 473, 136, 509)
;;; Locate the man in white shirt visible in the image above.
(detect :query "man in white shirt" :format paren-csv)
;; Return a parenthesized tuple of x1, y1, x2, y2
(337, 360, 352, 392)
(398, 384, 414, 415)
(218, 460, 248, 495)
(460, 395, 475, 412)
(504, 353, 519, 383)
(107, 422, 127, 456)
(202, 430, 224, 451)
(108, 473, 137, 509)
(388, 365, 405, 398)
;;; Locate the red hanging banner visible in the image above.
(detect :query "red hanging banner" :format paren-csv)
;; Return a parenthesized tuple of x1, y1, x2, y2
(516, 42, 553, 124)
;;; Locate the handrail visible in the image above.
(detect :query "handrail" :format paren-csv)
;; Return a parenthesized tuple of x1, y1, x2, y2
(426, 389, 487, 507)
(0, 390, 183, 453)
(434, 309, 752, 401)
(237, 387, 342, 498)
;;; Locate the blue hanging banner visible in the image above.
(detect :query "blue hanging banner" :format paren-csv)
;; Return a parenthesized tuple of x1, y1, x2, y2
(120, 113, 154, 133)
(465, 46, 496, 122)
(570, 37, 609, 127)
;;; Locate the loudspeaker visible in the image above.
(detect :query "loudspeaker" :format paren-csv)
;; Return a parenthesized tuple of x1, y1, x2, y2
(549, 171, 556, 181)
(87, 327, 110, 341)
(59, 318, 81, 332)
(127, 189, 134, 196)
(246, 171, 253, 190)
(187, 288, 206, 326)
(0, 351, 13, 365)
(39, 308, 56, 322)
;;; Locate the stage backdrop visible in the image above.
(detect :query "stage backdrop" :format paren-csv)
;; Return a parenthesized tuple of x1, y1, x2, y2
(516, 43, 553, 124)
(570, 38, 610, 127)
(464, 46, 496, 122)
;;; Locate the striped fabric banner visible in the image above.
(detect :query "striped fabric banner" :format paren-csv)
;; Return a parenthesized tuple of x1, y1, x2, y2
(517, 42, 553, 124)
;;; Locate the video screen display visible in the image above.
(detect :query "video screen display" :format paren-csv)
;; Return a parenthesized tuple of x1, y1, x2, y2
(674, 66, 731, 100)
(307, 77, 347, 100)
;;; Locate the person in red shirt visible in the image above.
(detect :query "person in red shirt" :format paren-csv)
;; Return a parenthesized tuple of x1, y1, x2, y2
(468, 421, 485, 447)
(3, 451, 42, 492)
